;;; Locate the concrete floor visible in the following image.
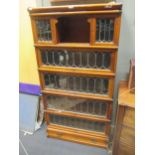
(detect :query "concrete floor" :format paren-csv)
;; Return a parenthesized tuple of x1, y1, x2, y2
(19, 124, 109, 155)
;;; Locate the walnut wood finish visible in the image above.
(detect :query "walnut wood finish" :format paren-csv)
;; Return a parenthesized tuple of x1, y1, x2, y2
(28, 3, 122, 148)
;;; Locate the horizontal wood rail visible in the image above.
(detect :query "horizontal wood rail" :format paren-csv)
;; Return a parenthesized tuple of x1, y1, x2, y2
(42, 89, 113, 102)
(30, 10, 121, 17)
(28, 3, 122, 14)
(45, 109, 110, 122)
(37, 46, 117, 52)
(35, 43, 118, 49)
(38, 67, 115, 77)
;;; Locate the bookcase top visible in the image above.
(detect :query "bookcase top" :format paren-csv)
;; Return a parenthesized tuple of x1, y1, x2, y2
(28, 3, 122, 14)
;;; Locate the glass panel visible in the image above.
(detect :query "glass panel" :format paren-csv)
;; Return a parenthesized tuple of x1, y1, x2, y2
(49, 114, 105, 132)
(44, 73, 109, 95)
(46, 95, 107, 116)
(96, 19, 114, 42)
(36, 19, 52, 41)
(41, 49, 111, 70)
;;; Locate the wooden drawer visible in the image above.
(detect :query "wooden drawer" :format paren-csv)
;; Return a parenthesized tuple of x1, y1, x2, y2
(123, 108, 135, 127)
(47, 125, 108, 148)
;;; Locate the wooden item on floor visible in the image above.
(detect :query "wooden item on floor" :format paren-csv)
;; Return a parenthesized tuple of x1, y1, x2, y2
(112, 81, 135, 155)
(128, 58, 135, 93)
(28, 3, 122, 149)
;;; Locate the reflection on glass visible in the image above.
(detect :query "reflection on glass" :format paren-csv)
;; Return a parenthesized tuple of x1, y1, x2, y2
(96, 19, 114, 42)
(46, 95, 107, 116)
(36, 19, 51, 41)
(41, 49, 111, 69)
(44, 73, 109, 95)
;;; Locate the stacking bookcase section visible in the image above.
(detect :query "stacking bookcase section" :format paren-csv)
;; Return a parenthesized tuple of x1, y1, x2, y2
(44, 95, 111, 118)
(41, 49, 111, 69)
(49, 114, 106, 132)
(29, 3, 122, 47)
(28, 3, 122, 149)
(40, 72, 114, 98)
(36, 48, 117, 75)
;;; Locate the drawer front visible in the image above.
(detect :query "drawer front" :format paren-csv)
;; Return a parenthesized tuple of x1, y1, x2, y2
(123, 108, 135, 127)
(41, 72, 114, 97)
(44, 95, 111, 118)
(48, 113, 107, 133)
(38, 48, 116, 72)
(47, 126, 108, 148)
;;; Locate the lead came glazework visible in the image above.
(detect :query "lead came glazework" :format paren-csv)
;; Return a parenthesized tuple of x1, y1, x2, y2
(44, 73, 109, 95)
(96, 19, 114, 42)
(46, 95, 107, 116)
(28, 3, 122, 148)
(36, 19, 52, 41)
(41, 49, 111, 69)
(49, 114, 105, 132)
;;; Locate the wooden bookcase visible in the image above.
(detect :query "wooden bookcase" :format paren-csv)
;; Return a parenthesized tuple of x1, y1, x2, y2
(28, 3, 122, 148)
